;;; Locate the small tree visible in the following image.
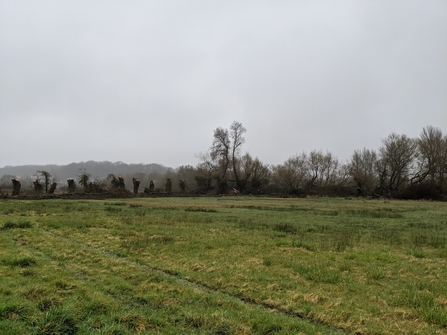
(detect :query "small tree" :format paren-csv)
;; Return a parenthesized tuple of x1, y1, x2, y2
(37, 170, 51, 193)
(179, 179, 186, 193)
(144, 180, 155, 193)
(108, 174, 120, 188)
(77, 169, 91, 192)
(165, 178, 172, 193)
(107, 174, 125, 189)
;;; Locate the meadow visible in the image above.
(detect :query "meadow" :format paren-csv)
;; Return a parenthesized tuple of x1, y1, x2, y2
(0, 196, 446, 334)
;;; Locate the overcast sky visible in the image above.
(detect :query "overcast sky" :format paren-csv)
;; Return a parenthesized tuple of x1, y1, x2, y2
(1, 1, 446, 169)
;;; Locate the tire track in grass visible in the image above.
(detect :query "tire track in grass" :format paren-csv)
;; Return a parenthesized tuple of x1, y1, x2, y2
(36, 225, 348, 335)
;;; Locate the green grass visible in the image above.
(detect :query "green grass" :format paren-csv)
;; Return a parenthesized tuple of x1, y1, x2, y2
(0, 197, 446, 334)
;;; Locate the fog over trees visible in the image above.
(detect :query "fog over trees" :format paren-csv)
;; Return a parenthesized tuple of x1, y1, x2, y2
(1, 123, 446, 200)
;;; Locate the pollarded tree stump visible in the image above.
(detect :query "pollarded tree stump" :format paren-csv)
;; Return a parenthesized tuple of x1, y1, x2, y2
(132, 178, 140, 195)
(48, 182, 57, 194)
(12, 178, 21, 195)
(67, 179, 76, 193)
(33, 179, 43, 194)
(118, 176, 125, 189)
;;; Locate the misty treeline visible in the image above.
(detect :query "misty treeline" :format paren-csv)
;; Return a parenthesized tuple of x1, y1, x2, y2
(1, 123, 446, 200)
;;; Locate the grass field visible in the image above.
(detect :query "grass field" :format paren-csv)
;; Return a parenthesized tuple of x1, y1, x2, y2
(0, 196, 446, 334)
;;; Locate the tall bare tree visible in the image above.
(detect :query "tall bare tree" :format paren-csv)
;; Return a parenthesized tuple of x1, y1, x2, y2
(230, 121, 247, 191)
(195, 152, 215, 193)
(210, 127, 231, 192)
(378, 133, 417, 193)
(414, 126, 446, 187)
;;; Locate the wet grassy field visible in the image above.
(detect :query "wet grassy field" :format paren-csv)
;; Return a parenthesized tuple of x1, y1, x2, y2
(1, 197, 446, 334)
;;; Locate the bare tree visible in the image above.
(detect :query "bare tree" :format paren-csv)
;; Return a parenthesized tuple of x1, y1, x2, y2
(304, 150, 349, 194)
(349, 148, 378, 195)
(230, 121, 247, 191)
(210, 127, 231, 192)
(238, 153, 270, 193)
(272, 153, 308, 194)
(195, 152, 215, 193)
(176, 165, 196, 192)
(206, 121, 248, 193)
(414, 126, 446, 187)
(378, 133, 417, 193)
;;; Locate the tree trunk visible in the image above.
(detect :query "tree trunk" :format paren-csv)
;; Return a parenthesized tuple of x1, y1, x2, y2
(33, 180, 43, 194)
(48, 182, 57, 194)
(12, 178, 21, 195)
(67, 179, 76, 193)
(118, 176, 125, 189)
(132, 178, 140, 195)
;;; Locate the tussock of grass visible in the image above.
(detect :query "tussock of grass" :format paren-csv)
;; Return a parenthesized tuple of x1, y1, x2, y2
(35, 306, 78, 335)
(294, 263, 342, 284)
(2, 256, 36, 267)
(184, 207, 218, 213)
(1, 220, 32, 229)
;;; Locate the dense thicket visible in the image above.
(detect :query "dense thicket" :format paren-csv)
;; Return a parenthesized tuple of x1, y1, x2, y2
(1, 124, 446, 200)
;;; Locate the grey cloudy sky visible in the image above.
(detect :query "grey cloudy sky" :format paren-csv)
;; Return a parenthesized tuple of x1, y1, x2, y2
(1, 1, 446, 168)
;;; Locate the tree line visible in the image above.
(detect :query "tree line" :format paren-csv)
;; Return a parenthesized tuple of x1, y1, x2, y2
(1, 123, 446, 200)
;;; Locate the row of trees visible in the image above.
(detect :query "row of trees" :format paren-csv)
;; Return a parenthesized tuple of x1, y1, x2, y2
(190, 122, 446, 199)
(1, 123, 445, 200)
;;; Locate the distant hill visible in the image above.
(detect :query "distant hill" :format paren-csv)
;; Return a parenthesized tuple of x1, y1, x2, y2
(0, 161, 171, 181)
